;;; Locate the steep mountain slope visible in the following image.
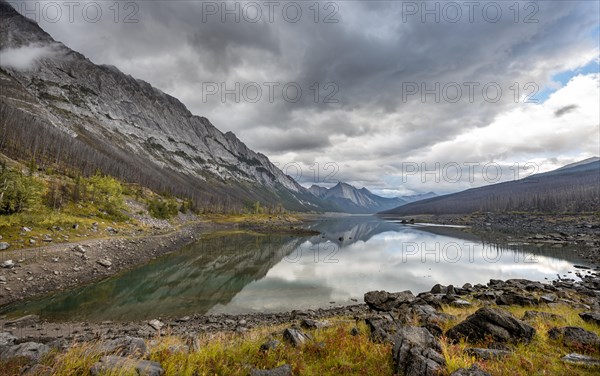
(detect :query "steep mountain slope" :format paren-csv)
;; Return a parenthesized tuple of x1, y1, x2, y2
(381, 159, 600, 215)
(309, 182, 405, 214)
(0, 1, 330, 212)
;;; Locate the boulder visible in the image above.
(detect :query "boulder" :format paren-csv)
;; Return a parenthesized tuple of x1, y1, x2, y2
(392, 326, 446, 376)
(90, 356, 164, 376)
(0, 242, 10, 251)
(496, 292, 536, 306)
(1, 259, 14, 268)
(446, 307, 535, 344)
(283, 328, 311, 347)
(365, 314, 400, 343)
(250, 364, 293, 376)
(548, 326, 600, 349)
(364, 290, 415, 311)
(579, 312, 600, 326)
(0, 342, 50, 362)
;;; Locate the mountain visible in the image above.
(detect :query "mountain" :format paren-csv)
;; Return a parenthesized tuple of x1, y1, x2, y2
(381, 158, 600, 215)
(309, 182, 405, 214)
(0, 1, 331, 212)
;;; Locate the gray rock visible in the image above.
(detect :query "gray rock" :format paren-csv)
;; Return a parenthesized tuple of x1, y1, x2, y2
(365, 314, 400, 343)
(496, 292, 536, 306)
(250, 364, 293, 376)
(364, 290, 415, 311)
(579, 312, 600, 325)
(148, 319, 164, 331)
(548, 326, 600, 349)
(0, 242, 10, 250)
(42, 235, 52, 242)
(0, 342, 50, 362)
(97, 259, 112, 268)
(0, 332, 18, 346)
(98, 336, 147, 357)
(90, 356, 164, 376)
(450, 364, 492, 376)
(446, 307, 536, 344)
(561, 353, 600, 367)
(73, 245, 86, 254)
(465, 347, 511, 360)
(1, 259, 14, 268)
(392, 326, 446, 376)
(283, 328, 311, 347)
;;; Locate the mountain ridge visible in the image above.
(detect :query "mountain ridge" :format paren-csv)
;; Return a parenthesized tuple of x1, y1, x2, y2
(309, 182, 406, 214)
(0, 1, 332, 212)
(381, 159, 600, 215)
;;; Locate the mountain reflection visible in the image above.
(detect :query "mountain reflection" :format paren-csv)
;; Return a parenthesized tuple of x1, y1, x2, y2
(2, 216, 593, 322)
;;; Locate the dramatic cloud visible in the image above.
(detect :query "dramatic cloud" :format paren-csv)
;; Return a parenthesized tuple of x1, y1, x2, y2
(9, 0, 599, 195)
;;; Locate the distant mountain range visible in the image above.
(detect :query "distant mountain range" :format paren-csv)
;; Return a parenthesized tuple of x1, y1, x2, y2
(307, 182, 437, 214)
(381, 158, 600, 215)
(0, 1, 335, 212)
(308, 182, 405, 214)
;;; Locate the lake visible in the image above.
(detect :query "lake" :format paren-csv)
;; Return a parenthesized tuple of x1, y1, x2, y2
(1, 215, 592, 322)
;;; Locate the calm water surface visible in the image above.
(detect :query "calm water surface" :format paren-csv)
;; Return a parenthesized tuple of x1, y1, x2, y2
(1, 216, 592, 321)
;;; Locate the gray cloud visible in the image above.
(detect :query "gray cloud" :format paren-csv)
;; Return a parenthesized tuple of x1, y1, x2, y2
(10, 0, 599, 194)
(554, 104, 578, 117)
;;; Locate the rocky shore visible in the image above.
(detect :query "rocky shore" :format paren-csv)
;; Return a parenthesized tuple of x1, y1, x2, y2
(0, 221, 223, 308)
(1, 273, 599, 375)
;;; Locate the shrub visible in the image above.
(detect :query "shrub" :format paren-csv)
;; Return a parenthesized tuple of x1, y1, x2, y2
(0, 166, 44, 214)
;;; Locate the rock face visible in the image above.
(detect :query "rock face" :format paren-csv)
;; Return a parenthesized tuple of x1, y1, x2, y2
(548, 327, 600, 349)
(446, 307, 536, 344)
(0, 1, 329, 212)
(364, 290, 415, 311)
(392, 326, 446, 376)
(90, 356, 164, 376)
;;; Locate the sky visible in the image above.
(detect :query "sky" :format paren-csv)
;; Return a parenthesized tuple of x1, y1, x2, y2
(7, 0, 600, 196)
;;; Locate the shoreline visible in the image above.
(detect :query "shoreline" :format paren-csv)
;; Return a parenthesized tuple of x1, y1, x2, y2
(1, 212, 598, 318)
